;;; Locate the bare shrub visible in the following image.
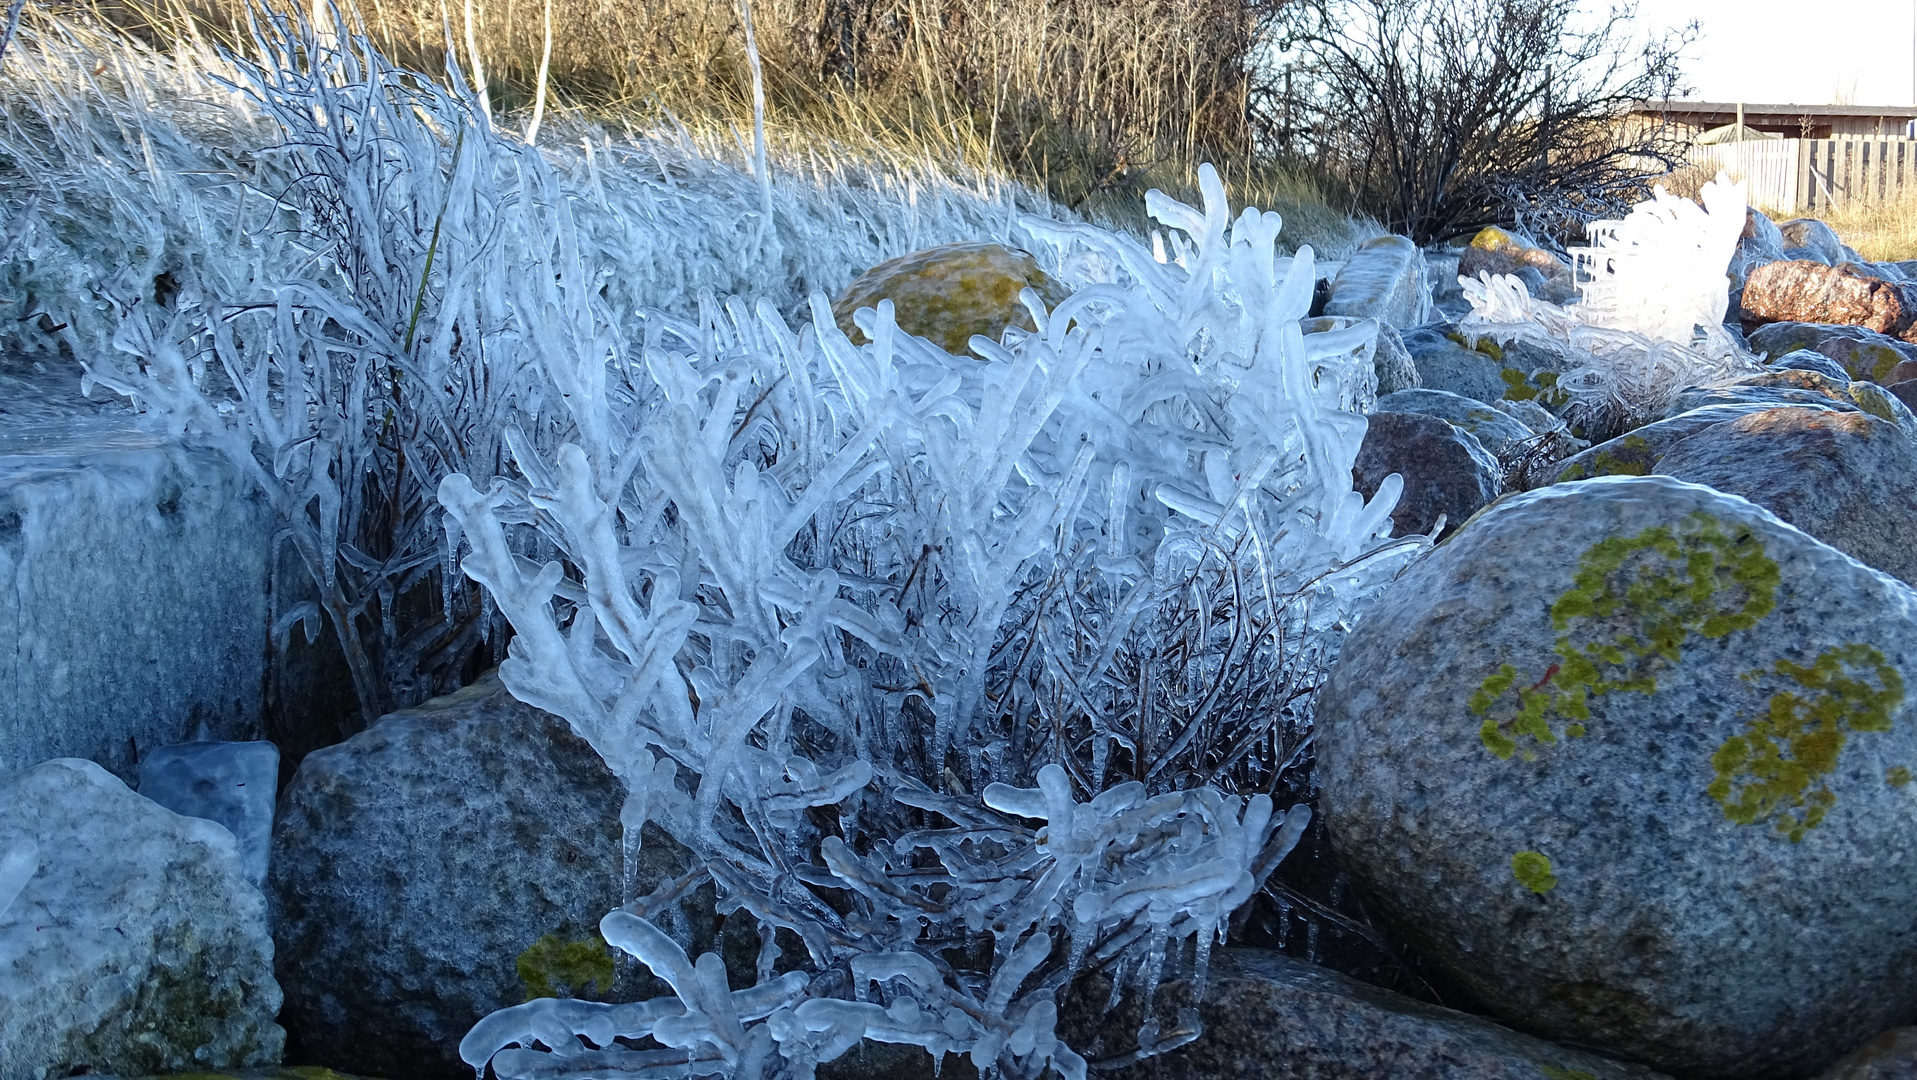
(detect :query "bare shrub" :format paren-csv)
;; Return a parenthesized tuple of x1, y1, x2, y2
(1278, 0, 1694, 245)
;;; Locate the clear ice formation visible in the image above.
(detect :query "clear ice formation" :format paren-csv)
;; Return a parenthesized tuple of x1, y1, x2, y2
(442, 153, 1418, 1077)
(1460, 172, 1758, 431)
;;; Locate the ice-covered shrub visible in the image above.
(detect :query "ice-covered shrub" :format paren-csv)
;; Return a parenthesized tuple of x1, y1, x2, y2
(0, 6, 1056, 723)
(1460, 172, 1757, 436)
(442, 159, 1424, 1076)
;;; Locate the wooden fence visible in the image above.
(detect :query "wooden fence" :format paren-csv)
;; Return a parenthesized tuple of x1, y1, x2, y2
(1687, 137, 1917, 212)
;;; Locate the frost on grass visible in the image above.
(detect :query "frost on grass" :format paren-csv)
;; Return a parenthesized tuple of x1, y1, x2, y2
(0, 7, 1055, 722)
(1460, 172, 1757, 436)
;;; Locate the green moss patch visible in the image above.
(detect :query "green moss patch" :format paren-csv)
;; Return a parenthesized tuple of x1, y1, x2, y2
(1709, 643, 1906, 841)
(1472, 512, 1780, 760)
(1512, 851, 1557, 894)
(517, 933, 617, 1001)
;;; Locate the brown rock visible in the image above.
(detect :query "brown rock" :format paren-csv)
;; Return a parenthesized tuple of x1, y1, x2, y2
(1742, 261, 1917, 341)
(1816, 1029, 1917, 1080)
(1352, 411, 1501, 539)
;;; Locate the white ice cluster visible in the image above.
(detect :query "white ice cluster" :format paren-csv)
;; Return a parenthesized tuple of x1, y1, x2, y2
(1460, 172, 1757, 433)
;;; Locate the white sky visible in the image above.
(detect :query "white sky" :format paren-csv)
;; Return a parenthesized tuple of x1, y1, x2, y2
(1642, 0, 1916, 105)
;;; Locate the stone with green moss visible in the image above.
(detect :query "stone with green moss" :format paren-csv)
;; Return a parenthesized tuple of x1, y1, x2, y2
(1748, 322, 1917, 380)
(1551, 404, 1797, 485)
(830, 241, 1073, 356)
(1313, 475, 1917, 1080)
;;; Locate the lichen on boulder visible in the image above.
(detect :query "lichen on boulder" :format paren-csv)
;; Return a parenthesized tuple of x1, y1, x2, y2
(1314, 475, 1917, 1080)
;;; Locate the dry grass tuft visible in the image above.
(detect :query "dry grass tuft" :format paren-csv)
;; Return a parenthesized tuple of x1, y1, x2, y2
(1801, 196, 1917, 262)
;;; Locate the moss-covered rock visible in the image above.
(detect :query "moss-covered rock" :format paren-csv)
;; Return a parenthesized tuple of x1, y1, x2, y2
(1315, 475, 1917, 1080)
(830, 241, 1072, 356)
(270, 672, 728, 1079)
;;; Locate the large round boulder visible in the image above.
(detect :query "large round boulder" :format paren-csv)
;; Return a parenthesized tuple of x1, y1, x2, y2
(270, 673, 714, 1079)
(1315, 475, 1917, 1080)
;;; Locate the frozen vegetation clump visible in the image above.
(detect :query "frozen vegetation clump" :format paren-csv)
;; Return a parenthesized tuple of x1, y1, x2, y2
(1460, 172, 1757, 435)
(3, 9, 1420, 1075)
(0, 6, 1052, 722)
(444, 160, 1423, 1078)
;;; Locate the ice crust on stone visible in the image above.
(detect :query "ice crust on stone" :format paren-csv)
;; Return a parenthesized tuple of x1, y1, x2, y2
(1460, 172, 1758, 431)
(137, 740, 281, 886)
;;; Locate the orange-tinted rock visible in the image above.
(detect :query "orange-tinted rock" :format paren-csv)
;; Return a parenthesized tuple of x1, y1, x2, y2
(830, 241, 1073, 356)
(1458, 227, 1570, 281)
(1742, 260, 1917, 341)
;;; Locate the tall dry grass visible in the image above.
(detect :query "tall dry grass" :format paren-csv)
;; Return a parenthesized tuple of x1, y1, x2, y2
(1804, 196, 1917, 262)
(93, 0, 1367, 253)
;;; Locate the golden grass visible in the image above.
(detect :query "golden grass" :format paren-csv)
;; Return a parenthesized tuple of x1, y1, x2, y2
(90, 0, 1367, 254)
(1795, 196, 1917, 263)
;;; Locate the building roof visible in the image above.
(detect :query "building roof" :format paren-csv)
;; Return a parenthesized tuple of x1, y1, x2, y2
(1633, 101, 1917, 121)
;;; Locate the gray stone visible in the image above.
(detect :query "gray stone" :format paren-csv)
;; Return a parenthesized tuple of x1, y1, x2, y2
(1326, 235, 1431, 328)
(1426, 251, 1464, 307)
(0, 758, 284, 1079)
(1780, 218, 1848, 265)
(1747, 322, 1917, 384)
(270, 672, 717, 1079)
(1315, 474, 1917, 1080)
(1816, 1028, 1917, 1080)
(1377, 388, 1536, 454)
(1352, 411, 1500, 539)
(1891, 380, 1917, 417)
(1492, 397, 1568, 437)
(1372, 321, 1422, 395)
(1554, 402, 1834, 482)
(1402, 327, 1510, 404)
(1654, 407, 1917, 586)
(1060, 947, 1669, 1080)
(1865, 262, 1913, 283)
(0, 417, 274, 780)
(1663, 382, 1854, 416)
(1729, 208, 1787, 289)
(138, 740, 280, 886)
(1769, 349, 1853, 382)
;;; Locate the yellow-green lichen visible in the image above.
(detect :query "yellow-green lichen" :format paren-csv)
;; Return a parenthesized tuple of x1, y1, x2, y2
(1473, 512, 1779, 760)
(1538, 1067, 1598, 1080)
(1890, 765, 1913, 787)
(517, 933, 616, 1002)
(1453, 331, 1505, 362)
(1512, 851, 1558, 893)
(1498, 366, 1568, 406)
(1709, 643, 1905, 841)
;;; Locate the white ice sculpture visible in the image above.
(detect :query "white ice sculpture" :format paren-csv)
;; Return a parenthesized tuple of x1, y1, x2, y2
(1461, 172, 1759, 432)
